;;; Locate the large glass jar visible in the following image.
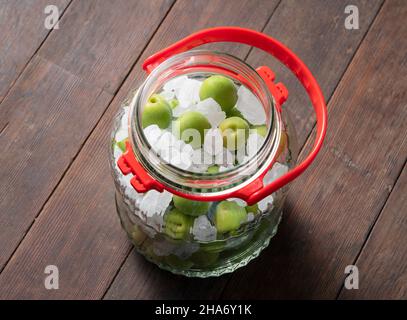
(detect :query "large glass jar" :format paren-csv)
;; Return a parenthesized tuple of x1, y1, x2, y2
(109, 49, 300, 277)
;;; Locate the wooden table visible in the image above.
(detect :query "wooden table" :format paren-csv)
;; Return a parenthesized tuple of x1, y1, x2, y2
(0, 0, 406, 300)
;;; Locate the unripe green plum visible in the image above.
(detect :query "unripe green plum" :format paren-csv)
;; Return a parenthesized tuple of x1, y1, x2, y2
(163, 208, 193, 240)
(219, 116, 249, 151)
(173, 195, 210, 217)
(214, 201, 247, 233)
(142, 94, 172, 129)
(174, 111, 211, 149)
(116, 138, 128, 152)
(199, 75, 237, 113)
(246, 203, 259, 215)
(169, 98, 179, 109)
(251, 125, 267, 138)
(207, 165, 219, 174)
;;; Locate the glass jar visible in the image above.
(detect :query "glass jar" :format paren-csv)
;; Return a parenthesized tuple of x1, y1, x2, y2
(108, 27, 326, 277)
(110, 51, 297, 277)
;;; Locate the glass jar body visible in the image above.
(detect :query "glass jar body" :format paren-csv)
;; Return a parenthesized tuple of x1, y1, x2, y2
(109, 96, 298, 277)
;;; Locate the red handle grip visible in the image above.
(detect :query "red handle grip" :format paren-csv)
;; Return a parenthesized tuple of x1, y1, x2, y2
(142, 27, 327, 205)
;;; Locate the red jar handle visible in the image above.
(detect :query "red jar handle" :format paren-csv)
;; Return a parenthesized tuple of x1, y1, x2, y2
(142, 27, 327, 205)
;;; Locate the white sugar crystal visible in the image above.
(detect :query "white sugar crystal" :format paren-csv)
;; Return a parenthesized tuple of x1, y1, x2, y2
(203, 128, 223, 156)
(195, 98, 226, 127)
(228, 198, 247, 207)
(146, 211, 165, 231)
(189, 164, 209, 173)
(177, 78, 202, 108)
(143, 124, 162, 146)
(263, 162, 289, 185)
(191, 148, 213, 166)
(159, 90, 175, 100)
(163, 75, 188, 96)
(191, 215, 217, 242)
(214, 148, 234, 166)
(247, 212, 255, 222)
(155, 131, 177, 154)
(258, 194, 274, 211)
(120, 175, 143, 204)
(163, 147, 192, 170)
(173, 104, 193, 117)
(115, 128, 128, 142)
(140, 190, 172, 218)
(180, 143, 194, 157)
(236, 86, 266, 125)
(246, 132, 265, 158)
(120, 107, 129, 128)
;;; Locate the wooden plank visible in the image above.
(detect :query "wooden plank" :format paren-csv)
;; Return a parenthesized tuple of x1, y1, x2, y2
(246, 0, 385, 147)
(105, 0, 385, 299)
(339, 166, 407, 300)
(0, 0, 174, 273)
(222, 0, 407, 299)
(37, 0, 174, 94)
(0, 0, 279, 299)
(0, 0, 71, 102)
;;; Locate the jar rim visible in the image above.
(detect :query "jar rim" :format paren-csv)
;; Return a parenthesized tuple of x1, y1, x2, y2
(129, 50, 281, 198)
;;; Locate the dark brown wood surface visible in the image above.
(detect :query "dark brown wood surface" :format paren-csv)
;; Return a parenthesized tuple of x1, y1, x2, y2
(0, 0, 405, 300)
(0, 0, 71, 102)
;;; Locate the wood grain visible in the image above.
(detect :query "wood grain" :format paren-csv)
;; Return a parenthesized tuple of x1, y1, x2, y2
(0, 56, 112, 271)
(339, 165, 407, 299)
(0, 0, 71, 102)
(105, 0, 385, 299)
(221, 0, 407, 299)
(0, 0, 174, 274)
(0, 0, 279, 299)
(37, 0, 174, 93)
(245, 0, 384, 147)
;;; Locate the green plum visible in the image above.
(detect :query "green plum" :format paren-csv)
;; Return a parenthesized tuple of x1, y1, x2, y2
(130, 224, 147, 246)
(173, 195, 210, 217)
(116, 138, 128, 152)
(226, 107, 244, 119)
(207, 165, 219, 174)
(165, 254, 194, 269)
(219, 116, 249, 151)
(251, 125, 267, 138)
(200, 240, 226, 253)
(214, 201, 247, 233)
(169, 98, 179, 109)
(245, 203, 259, 215)
(174, 111, 211, 148)
(190, 251, 219, 268)
(199, 75, 237, 113)
(142, 94, 172, 129)
(163, 208, 193, 240)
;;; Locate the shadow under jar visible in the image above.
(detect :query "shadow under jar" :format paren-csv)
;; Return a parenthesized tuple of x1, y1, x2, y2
(108, 28, 326, 277)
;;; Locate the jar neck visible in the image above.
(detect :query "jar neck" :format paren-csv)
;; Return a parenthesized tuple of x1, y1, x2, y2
(129, 50, 281, 198)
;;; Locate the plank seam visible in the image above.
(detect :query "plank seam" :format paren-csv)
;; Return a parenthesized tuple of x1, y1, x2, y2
(219, 0, 387, 300)
(0, 87, 105, 275)
(100, 0, 180, 299)
(0, 0, 75, 108)
(241, 0, 283, 62)
(0, 0, 177, 277)
(335, 158, 407, 299)
(295, 0, 386, 163)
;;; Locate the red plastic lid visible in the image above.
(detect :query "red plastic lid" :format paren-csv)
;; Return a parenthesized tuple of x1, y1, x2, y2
(117, 27, 327, 205)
